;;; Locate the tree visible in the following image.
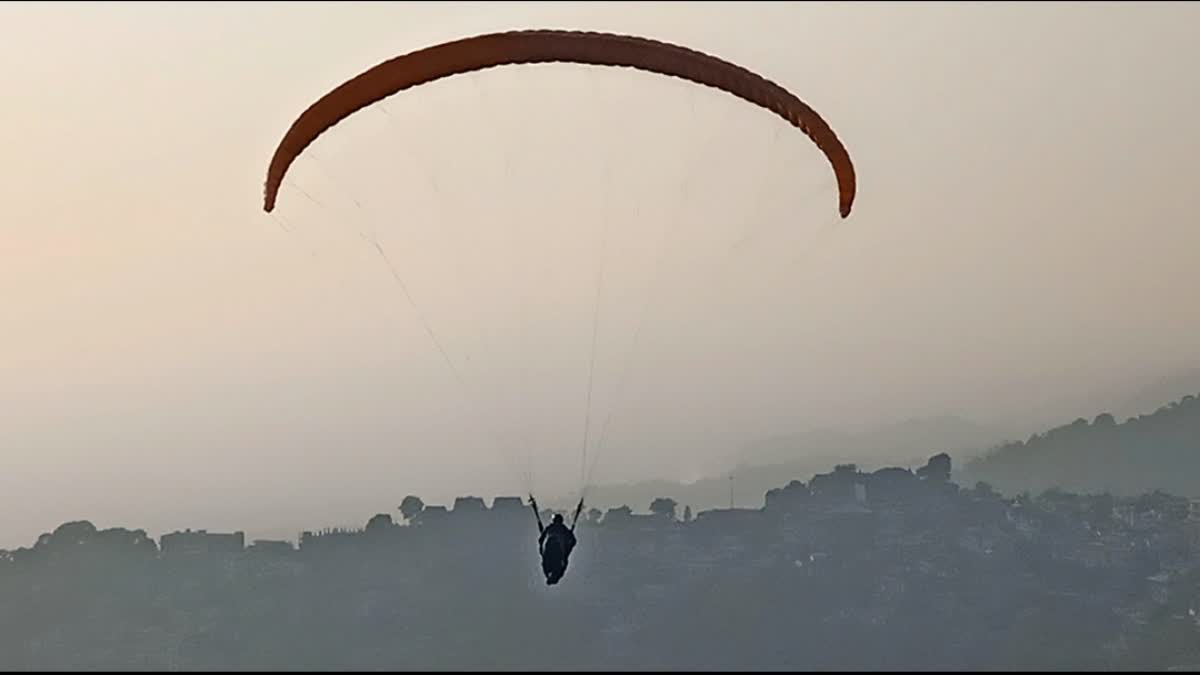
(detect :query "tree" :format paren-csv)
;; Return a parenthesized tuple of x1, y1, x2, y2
(366, 513, 393, 533)
(650, 497, 678, 520)
(973, 482, 1000, 500)
(46, 520, 98, 549)
(604, 505, 633, 523)
(917, 453, 952, 483)
(94, 527, 158, 558)
(399, 495, 425, 522)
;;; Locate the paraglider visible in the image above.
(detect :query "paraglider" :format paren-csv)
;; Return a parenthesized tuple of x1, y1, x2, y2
(260, 29, 858, 585)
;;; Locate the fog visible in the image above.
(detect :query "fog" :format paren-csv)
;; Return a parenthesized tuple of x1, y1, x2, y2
(2, 1, 1198, 549)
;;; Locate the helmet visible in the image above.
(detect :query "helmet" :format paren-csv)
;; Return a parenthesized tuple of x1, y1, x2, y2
(552, 513, 564, 525)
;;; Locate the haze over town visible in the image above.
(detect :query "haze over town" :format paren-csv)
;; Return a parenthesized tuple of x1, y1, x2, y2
(2, 2, 1197, 553)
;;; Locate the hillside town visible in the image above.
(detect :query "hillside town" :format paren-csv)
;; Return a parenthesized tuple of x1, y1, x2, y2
(4, 453, 1200, 670)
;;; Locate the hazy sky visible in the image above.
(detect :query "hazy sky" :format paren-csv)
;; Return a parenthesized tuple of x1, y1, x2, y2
(2, 2, 1198, 548)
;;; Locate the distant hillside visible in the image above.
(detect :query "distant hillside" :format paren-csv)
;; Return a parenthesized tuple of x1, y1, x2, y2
(1016, 367, 1200, 433)
(580, 416, 1011, 513)
(962, 392, 1200, 498)
(740, 415, 1011, 468)
(1112, 369, 1200, 421)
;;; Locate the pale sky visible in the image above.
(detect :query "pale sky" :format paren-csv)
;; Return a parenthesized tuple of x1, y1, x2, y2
(2, 2, 1198, 548)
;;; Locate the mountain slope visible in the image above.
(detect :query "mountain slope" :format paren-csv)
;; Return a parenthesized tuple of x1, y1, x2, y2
(962, 392, 1200, 497)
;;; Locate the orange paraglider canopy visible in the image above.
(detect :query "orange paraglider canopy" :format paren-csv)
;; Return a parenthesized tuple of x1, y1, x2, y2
(262, 29, 856, 218)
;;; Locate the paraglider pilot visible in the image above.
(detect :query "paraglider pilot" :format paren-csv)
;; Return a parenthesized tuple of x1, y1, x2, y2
(529, 495, 582, 585)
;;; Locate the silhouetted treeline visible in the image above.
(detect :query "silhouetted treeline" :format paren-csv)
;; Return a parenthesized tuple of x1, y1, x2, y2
(4, 453, 1200, 670)
(963, 393, 1200, 498)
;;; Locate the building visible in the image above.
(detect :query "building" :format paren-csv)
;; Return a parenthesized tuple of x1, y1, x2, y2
(453, 496, 487, 513)
(1188, 499, 1200, 522)
(159, 529, 245, 557)
(415, 505, 449, 526)
(249, 539, 295, 554)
